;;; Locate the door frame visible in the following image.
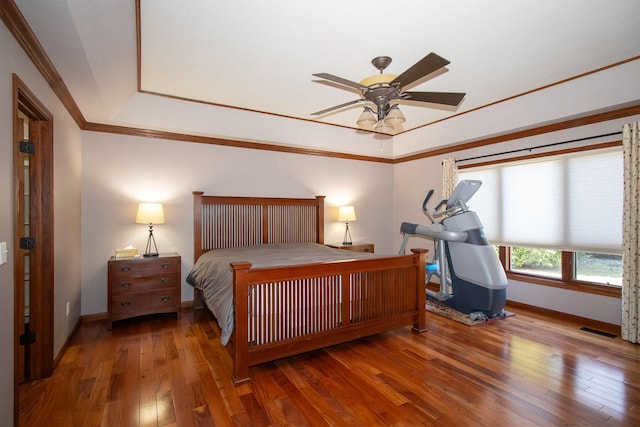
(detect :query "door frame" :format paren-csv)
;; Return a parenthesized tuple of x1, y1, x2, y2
(13, 74, 54, 421)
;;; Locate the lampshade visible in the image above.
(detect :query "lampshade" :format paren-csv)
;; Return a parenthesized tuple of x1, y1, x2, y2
(136, 203, 165, 224)
(383, 104, 406, 125)
(356, 107, 377, 127)
(338, 206, 357, 222)
(374, 120, 393, 132)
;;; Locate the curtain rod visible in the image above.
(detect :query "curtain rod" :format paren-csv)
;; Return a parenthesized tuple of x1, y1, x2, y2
(455, 131, 622, 163)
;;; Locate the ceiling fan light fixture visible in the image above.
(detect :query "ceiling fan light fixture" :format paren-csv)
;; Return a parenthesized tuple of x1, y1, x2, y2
(356, 107, 377, 127)
(383, 104, 406, 125)
(374, 120, 393, 132)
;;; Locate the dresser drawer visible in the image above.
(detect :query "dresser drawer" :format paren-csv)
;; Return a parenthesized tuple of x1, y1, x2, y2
(327, 243, 374, 253)
(110, 256, 180, 280)
(111, 288, 179, 316)
(341, 243, 374, 253)
(110, 273, 180, 295)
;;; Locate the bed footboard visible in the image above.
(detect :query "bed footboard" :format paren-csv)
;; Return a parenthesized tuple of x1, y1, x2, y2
(230, 248, 428, 384)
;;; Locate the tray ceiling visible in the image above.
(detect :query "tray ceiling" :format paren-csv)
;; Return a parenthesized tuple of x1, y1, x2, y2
(13, 0, 640, 140)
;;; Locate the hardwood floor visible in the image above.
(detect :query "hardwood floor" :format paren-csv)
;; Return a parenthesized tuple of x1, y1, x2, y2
(18, 304, 640, 426)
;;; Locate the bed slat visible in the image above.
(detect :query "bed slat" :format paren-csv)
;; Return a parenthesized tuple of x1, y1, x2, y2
(193, 192, 325, 261)
(231, 250, 428, 384)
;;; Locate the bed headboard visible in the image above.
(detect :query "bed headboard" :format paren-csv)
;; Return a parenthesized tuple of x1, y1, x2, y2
(193, 192, 325, 262)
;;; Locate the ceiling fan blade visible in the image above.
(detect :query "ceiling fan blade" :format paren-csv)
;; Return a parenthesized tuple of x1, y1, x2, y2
(402, 91, 465, 106)
(311, 99, 364, 115)
(312, 73, 367, 91)
(390, 53, 450, 88)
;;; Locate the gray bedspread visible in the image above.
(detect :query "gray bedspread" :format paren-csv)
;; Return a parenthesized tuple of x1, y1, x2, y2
(186, 242, 379, 345)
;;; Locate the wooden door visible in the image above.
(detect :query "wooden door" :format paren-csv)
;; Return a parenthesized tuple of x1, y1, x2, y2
(13, 74, 54, 420)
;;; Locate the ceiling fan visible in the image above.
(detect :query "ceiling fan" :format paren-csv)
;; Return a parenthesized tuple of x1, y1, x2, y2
(311, 52, 465, 131)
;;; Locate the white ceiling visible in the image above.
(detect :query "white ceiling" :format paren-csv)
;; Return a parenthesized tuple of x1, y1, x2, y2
(13, 0, 640, 142)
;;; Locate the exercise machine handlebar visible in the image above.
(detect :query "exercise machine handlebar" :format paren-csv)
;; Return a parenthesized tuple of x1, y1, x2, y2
(422, 190, 435, 223)
(400, 222, 468, 243)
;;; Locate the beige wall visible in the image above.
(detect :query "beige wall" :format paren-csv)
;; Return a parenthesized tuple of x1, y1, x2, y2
(80, 132, 394, 315)
(80, 111, 640, 327)
(0, 23, 82, 425)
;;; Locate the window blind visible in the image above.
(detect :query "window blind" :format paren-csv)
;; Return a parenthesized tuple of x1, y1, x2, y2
(458, 148, 622, 254)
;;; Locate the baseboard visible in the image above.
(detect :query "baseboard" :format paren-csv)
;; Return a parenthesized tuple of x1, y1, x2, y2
(53, 316, 81, 369)
(80, 300, 198, 324)
(182, 300, 195, 309)
(79, 297, 620, 338)
(81, 312, 107, 323)
(505, 300, 620, 337)
(426, 281, 620, 337)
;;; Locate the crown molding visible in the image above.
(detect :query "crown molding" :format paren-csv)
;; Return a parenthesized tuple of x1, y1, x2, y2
(3, 0, 639, 164)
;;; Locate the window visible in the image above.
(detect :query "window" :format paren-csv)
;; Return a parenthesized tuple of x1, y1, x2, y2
(510, 247, 561, 279)
(575, 252, 622, 286)
(458, 146, 623, 295)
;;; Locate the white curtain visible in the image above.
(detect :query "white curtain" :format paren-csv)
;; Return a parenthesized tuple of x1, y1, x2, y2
(622, 121, 640, 344)
(442, 156, 458, 199)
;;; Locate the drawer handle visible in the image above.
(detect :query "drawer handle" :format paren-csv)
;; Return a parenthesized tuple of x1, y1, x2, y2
(161, 296, 171, 302)
(120, 282, 131, 288)
(161, 263, 170, 269)
(161, 278, 170, 284)
(120, 301, 131, 307)
(120, 266, 131, 272)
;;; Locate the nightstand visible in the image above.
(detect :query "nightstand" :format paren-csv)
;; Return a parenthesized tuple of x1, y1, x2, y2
(107, 253, 181, 329)
(327, 243, 374, 253)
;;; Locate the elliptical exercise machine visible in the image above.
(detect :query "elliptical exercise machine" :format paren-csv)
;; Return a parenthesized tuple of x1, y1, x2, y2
(399, 180, 508, 320)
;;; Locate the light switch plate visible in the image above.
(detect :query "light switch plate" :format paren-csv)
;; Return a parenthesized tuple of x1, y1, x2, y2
(0, 242, 7, 265)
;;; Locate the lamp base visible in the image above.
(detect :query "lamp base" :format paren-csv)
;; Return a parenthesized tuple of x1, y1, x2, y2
(143, 225, 160, 258)
(342, 223, 353, 246)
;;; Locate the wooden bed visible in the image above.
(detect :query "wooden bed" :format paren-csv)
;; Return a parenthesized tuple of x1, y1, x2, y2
(191, 191, 428, 384)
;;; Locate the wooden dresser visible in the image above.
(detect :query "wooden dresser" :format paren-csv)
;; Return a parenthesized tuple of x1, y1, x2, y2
(107, 253, 181, 329)
(326, 243, 374, 253)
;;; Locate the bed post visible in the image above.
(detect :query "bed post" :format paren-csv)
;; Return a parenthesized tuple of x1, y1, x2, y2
(411, 248, 429, 333)
(316, 196, 325, 244)
(193, 192, 204, 256)
(193, 191, 204, 308)
(231, 261, 252, 385)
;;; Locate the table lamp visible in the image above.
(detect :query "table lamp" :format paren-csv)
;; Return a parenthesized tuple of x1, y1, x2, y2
(338, 205, 357, 245)
(136, 202, 165, 257)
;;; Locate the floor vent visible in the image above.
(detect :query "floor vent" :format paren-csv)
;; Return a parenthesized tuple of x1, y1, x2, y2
(580, 327, 616, 338)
